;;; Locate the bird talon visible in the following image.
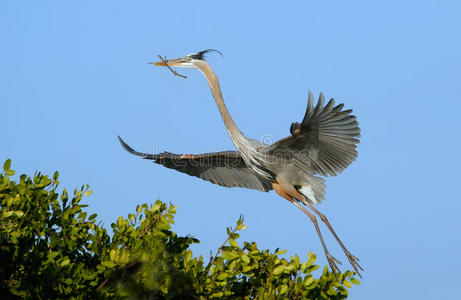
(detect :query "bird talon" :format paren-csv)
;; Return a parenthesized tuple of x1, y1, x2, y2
(344, 250, 363, 277)
(326, 253, 342, 275)
(347, 252, 360, 262)
(327, 253, 342, 264)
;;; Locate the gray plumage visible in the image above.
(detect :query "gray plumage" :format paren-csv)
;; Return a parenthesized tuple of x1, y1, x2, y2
(118, 137, 272, 192)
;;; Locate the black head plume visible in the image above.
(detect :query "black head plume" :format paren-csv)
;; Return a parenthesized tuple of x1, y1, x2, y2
(189, 49, 224, 60)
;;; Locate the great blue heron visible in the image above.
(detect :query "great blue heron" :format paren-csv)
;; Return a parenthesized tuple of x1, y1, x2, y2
(118, 49, 362, 276)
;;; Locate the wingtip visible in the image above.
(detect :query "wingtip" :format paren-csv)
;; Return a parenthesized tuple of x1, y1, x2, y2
(117, 135, 158, 160)
(117, 135, 138, 155)
(308, 91, 314, 103)
(302, 91, 315, 124)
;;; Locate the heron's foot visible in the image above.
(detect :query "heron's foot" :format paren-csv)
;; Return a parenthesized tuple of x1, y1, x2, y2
(344, 250, 363, 278)
(326, 253, 342, 275)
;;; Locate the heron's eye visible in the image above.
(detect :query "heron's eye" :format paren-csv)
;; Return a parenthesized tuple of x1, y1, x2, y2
(185, 57, 191, 62)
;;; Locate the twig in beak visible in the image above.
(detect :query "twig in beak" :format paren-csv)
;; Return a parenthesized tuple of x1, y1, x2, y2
(157, 55, 187, 79)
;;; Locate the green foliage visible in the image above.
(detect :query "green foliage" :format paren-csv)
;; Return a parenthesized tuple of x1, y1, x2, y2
(0, 159, 359, 299)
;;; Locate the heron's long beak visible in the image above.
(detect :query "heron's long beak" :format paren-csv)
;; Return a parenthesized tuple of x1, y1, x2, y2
(149, 57, 183, 67)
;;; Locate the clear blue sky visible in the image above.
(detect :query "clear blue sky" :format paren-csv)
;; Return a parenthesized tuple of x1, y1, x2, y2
(2, 1, 460, 298)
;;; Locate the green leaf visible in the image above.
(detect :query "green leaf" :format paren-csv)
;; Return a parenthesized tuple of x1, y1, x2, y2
(185, 250, 192, 262)
(279, 284, 288, 294)
(12, 194, 21, 205)
(3, 159, 11, 171)
(61, 258, 70, 267)
(286, 263, 296, 272)
(211, 291, 224, 298)
(304, 276, 315, 286)
(152, 202, 161, 212)
(242, 265, 252, 273)
(342, 279, 352, 288)
(101, 260, 116, 268)
(83, 190, 93, 197)
(327, 286, 337, 295)
(306, 264, 319, 273)
(241, 254, 250, 264)
(4, 211, 14, 218)
(229, 238, 238, 248)
(5, 170, 15, 176)
(300, 261, 307, 272)
(110, 249, 116, 261)
(275, 249, 287, 255)
(222, 250, 239, 260)
(48, 251, 60, 260)
(116, 216, 123, 227)
(217, 273, 228, 281)
(272, 264, 285, 275)
(306, 252, 316, 268)
(351, 278, 360, 285)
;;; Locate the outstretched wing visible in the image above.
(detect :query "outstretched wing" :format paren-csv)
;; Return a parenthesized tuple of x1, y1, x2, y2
(118, 136, 273, 192)
(268, 92, 360, 177)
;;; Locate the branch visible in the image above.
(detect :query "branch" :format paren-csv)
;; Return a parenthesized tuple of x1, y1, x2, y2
(155, 55, 187, 79)
(205, 215, 245, 271)
(207, 230, 234, 268)
(96, 278, 108, 291)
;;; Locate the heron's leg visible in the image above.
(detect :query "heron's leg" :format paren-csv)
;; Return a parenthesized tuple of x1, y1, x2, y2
(290, 199, 342, 275)
(306, 202, 363, 277)
(272, 182, 341, 275)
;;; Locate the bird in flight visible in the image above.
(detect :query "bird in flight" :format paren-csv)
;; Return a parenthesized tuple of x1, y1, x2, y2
(118, 49, 362, 276)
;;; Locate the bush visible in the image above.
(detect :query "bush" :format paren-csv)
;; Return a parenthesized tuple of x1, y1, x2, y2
(0, 159, 359, 299)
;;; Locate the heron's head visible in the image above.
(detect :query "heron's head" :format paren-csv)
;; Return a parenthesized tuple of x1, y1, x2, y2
(150, 49, 223, 68)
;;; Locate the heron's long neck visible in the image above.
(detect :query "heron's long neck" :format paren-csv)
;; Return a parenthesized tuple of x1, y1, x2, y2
(195, 61, 273, 180)
(196, 61, 245, 141)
